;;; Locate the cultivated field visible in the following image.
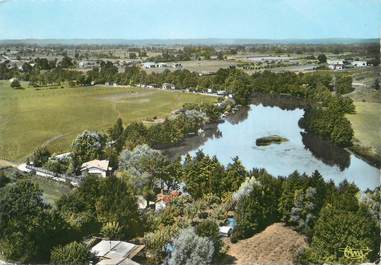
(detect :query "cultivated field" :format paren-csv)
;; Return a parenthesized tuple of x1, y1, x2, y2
(0, 81, 215, 161)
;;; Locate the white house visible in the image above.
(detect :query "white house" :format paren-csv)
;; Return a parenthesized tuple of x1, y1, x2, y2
(143, 62, 158, 69)
(162, 83, 176, 90)
(81, 159, 110, 177)
(327, 59, 344, 65)
(351, 61, 367, 67)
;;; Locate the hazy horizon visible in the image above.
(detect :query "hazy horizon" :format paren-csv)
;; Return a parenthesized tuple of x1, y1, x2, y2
(0, 0, 380, 40)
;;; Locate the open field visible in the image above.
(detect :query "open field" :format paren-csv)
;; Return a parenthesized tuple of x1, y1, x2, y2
(0, 81, 215, 162)
(347, 101, 381, 157)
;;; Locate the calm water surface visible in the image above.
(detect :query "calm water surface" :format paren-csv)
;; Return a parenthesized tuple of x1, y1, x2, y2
(186, 104, 380, 190)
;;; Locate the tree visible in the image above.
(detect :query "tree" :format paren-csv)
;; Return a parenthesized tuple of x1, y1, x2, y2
(195, 220, 223, 260)
(50, 241, 93, 265)
(374, 78, 380, 90)
(60, 56, 74, 68)
(71, 130, 106, 165)
(95, 176, 141, 239)
(0, 181, 70, 263)
(129, 53, 137, 59)
(108, 118, 125, 152)
(31, 146, 51, 167)
(144, 225, 179, 264)
(317, 54, 327, 64)
(300, 205, 380, 264)
(224, 157, 248, 192)
(118, 144, 161, 193)
(289, 187, 317, 235)
(100, 221, 123, 240)
(234, 172, 281, 239)
(10, 79, 21, 89)
(168, 227, 214, 265)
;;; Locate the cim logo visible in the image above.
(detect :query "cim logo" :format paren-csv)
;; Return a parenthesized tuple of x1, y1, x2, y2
(340, 246, 372, 261)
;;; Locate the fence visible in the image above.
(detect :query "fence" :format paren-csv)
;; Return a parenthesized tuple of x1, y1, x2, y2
(25, 164, 82, 186)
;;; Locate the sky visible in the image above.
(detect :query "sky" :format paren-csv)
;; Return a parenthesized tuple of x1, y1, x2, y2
(0, 0, 380, 39)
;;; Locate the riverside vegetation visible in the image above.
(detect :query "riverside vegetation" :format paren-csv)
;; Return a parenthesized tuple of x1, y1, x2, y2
(0, 106, 379, 264)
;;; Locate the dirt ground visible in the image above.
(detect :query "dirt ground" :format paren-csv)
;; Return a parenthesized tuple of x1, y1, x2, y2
(224, 223, 308, 265)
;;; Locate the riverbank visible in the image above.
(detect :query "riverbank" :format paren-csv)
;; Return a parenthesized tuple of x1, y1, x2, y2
(348, 144, 381, 169)
(162, 96, 379, 190)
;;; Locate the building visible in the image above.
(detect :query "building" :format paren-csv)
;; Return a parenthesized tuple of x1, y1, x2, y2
(327, 59, 344, 65)
(155, 191, 181, 211)
(328, 64, 343, 71)
(81, 159, 110, 177)
(91, 240, 144, 265)
(162, 83, 176, 90)
(351, 61, 367, 67)
(79, 60, 99, 69)
(143, 62, 158, 69)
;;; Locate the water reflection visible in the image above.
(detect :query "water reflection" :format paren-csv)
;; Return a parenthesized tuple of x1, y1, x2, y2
(301, 132, 351, 171)
(184, 103, 380, 190)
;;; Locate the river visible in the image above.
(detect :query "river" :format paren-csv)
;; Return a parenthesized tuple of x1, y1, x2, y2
(165, 101, 380, 191)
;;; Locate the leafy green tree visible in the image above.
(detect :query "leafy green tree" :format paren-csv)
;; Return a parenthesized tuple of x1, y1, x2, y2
(144, 225, 179, 264)
(30, 146, 51, 167)
(71, 130, 106, 165)
(234, 171, 281, 239)
(100, 221, 123, 240)
(317, 54, 327, 64)
(95, 176, 141, 238)
(59, 56, 74, 68)
(0, 181, 70, 263)
(374, 78, 380, 90)
(0, 172, 10, 188)
(50, 241, 93, 265)
(300, 205, 380, 264)
(10, 79, 22, 89)
(223, 156, 248, 192)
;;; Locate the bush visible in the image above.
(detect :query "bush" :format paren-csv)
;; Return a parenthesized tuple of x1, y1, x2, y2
(50, 241, 93, 265)
(10, 79, 22, 89)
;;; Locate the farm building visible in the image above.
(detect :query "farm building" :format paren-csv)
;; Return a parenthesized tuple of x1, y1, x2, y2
(80, 159, 110, 177)
(351, 61, 367, 67)
(91, 240, 144, 265)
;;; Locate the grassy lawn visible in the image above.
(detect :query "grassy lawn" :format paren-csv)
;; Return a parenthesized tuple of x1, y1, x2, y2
(0, 81, 215, 162)
(27, 176, 73, 205)
(347, 101, 381, 156)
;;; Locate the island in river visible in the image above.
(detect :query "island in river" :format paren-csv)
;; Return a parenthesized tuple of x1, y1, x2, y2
(256, 135, 288, 146)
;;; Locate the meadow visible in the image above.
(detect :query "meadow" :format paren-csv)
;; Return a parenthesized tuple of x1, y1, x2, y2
(347, 101, 381, 157)
(0, 81, 215, 162)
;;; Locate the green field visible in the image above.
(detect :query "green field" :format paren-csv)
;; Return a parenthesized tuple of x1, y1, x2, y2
(0, 81, 215, 161)
(347, 101, 381, 156)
